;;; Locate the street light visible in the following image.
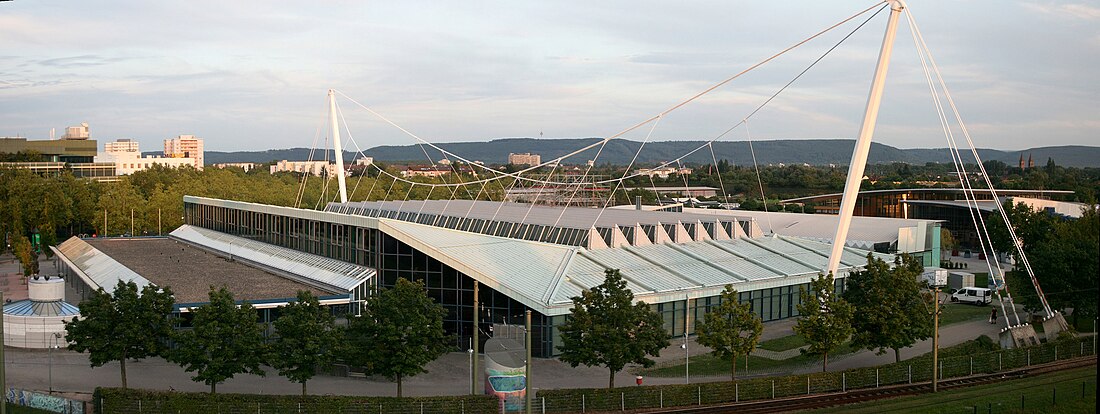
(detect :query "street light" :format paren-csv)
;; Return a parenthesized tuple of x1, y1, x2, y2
(468, 340, 475, 395)
(49, 332, 62, 395)
(681, 336, 689, 384)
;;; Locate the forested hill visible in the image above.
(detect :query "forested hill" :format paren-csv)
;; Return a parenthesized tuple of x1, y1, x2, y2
(202, 139, 1100, 167)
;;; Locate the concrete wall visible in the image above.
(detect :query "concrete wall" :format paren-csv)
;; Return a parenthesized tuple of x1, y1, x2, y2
(3, 315, 72, 349)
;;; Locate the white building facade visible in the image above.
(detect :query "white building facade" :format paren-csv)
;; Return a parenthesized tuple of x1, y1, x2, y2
(164, 135, 204, 170)
(270, 160, 339, 177)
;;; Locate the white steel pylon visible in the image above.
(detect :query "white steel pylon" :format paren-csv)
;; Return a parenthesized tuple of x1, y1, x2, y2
(826, 0, 906, 276)
(329, 89, 349, 203)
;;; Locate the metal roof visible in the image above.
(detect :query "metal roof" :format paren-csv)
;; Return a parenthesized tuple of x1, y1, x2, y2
(330, 200, 748, 231)
(53, 237, 152, 294)
(327, 200, 758, 248)
(781, 188, 1074, 203)
(170, 225, 374, 293)
(3, 299, 81, 317)
(379, 218, 888, 316)
(681, 208, 937, 250)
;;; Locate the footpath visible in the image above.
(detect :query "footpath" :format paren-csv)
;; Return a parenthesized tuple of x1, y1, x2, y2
(2, 310, 1012, 399)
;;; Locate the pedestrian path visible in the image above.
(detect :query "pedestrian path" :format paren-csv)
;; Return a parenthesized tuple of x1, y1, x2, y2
(750, 346, 806, 360)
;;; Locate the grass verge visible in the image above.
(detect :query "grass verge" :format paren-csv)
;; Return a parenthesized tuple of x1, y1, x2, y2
(939, 302, 996, 326)
(638, 342, 859, 377)
(805, 365, 1096, 413)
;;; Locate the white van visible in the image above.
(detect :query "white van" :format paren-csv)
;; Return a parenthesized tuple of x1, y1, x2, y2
(951, 287, 992, 305)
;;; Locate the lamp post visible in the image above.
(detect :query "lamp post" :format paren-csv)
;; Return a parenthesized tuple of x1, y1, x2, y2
(681, 336, 689, 384)
(467, 341, 474, 395)
(49, 332, 62, 394)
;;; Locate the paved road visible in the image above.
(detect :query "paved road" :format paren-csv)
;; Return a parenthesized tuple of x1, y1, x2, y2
(0, 250, 1031, 398)
(2, 306, 1011, 400)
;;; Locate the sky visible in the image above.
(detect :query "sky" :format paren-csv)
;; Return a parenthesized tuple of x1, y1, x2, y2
(1, 0, 1097, 154)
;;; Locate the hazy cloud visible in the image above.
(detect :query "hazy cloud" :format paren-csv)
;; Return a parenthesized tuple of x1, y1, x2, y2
(0, 0, 1094, 154)
(1023, 2, 1100, 20)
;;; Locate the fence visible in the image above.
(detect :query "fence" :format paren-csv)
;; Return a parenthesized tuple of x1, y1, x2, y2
(535, 337, 1096, 413)
(5, 387, 86, 414)
(95, 389, 499, 414)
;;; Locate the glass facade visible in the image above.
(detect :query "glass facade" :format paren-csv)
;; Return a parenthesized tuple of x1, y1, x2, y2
(185, 200, 841, 357)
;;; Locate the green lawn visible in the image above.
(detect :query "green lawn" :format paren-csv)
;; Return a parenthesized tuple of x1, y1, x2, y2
(758, 334, 808, 352)
(805, 365, 1096, 413)
(939, 302, 996, 326)
(973, 272, 989, 288)
(638, 342, 860, 377)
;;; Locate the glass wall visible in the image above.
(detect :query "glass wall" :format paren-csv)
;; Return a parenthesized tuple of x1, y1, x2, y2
(185, 200, 840, 357)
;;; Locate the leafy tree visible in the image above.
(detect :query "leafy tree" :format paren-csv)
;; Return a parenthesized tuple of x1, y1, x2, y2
(794, 272, 854, 372)
(64, 280, 175, 388)
(987, 201, 1055, 259)
(270, 291, 341, 395)
(558, 269, 670, 388)
(940, 228, 958, 252)
(843, 253, 932, 363)
(172, 286, 267, 394)
(695, 285, 762, 380)
(10, 233, 36, 277)
(987, 201, 1099, 325)
(1028, 208, 1098, 326)
(345, 278, 449, 397)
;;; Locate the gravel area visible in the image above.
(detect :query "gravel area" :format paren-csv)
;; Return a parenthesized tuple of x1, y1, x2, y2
(85, 238, 332, 304)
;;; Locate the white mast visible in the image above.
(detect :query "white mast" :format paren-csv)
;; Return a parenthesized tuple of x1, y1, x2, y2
(329, 89, 349, 204)
(827, 0, 905, 276)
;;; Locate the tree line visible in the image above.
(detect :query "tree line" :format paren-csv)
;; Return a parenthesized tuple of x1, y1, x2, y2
(555, 253, 934, 387)
(65, 278, 447, 397)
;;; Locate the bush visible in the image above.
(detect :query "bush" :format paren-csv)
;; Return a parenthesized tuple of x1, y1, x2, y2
(537, 336, 1093, 413)
(93, 388, 499, 414)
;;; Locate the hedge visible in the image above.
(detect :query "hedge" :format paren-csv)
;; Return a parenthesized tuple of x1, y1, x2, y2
(93, 388, 499, 414)
(535, 336, 1094, 413)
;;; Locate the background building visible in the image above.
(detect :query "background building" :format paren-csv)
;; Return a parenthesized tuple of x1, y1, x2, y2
(270, 160, 338, 177)
(213, 162, 257, 172)
(164, 135, 204, 170)
(783, 188, 1075, 248)
(508, 153, 541, 166)
(0, 136, 97, 163)
(62, 123, 90, 140)
(104, 138, 140, 154)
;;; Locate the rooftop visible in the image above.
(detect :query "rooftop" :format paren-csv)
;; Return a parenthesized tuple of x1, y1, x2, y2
(327, 200, 761, 248)
(83, 237, 332, 305)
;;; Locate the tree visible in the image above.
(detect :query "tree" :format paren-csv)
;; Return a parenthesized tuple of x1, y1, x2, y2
(987, 201, 1099, 325)
(557, 269, 670, 388)
(843, 253, 932, 363)
(345, 278, 449, 397)
(270, 291, 341, 395)
(172, 286, 267, 394)
(794, 272, 853, 372)
(64, 280, 175, 388)
(695, 285, 762, 381)
(1028, 208, 1099, 326)
(940, 228, 958, 252)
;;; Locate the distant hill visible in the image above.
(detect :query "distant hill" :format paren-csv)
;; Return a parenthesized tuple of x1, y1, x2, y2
(201, 139, 1100, 168)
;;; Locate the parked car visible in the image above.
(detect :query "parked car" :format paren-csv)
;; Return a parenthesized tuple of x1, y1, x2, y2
(951, 287, 992, 305)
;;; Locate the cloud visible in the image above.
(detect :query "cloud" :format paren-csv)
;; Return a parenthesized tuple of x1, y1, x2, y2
(1022, 2, 1100, 20)
(36, 55, 137, 68)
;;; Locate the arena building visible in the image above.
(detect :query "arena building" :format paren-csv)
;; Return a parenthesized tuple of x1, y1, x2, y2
(174, 196, 892, 357)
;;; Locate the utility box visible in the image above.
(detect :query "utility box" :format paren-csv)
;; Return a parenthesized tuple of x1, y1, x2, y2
(948, 271, 975, 290)
(921, 267, 948, 287)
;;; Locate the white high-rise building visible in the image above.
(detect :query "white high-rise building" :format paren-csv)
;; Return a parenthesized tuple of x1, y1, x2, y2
(104, 139, 140, 154)
(164, 135, 204, 170)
